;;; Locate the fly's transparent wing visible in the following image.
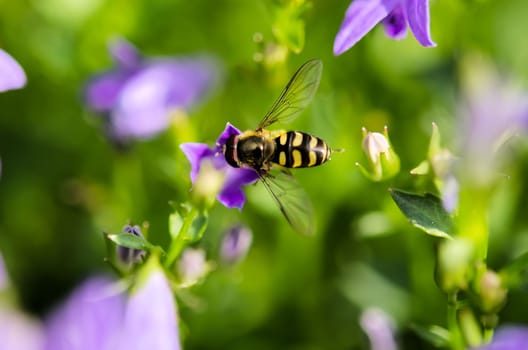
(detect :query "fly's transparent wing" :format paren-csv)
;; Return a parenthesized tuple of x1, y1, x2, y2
(258, 170, 315, 235)
(257, 59, 322, 130)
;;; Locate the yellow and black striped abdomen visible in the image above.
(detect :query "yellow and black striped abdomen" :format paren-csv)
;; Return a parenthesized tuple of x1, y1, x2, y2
(272, 131, 331, 168)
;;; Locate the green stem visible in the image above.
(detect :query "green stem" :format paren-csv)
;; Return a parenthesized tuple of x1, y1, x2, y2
(447, 292, 465, 350)
(164, 207, 198, 268)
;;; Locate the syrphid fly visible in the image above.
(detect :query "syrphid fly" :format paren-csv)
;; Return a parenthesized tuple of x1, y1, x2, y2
(223, 59, 337, 235)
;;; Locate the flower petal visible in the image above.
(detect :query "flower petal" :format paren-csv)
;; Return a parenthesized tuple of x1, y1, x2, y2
(108, 38, 142, 69)
(405, 0, 436, 47)
(44, 277, 125, 350)
(0, 49, 26, 92)
(121, 270, 181, 350)
(84, 70, 135, 113)
(333, 0, 399, 55)
(0, 252, 7, 291)
(218, 167, 259, 209)
(475, 326, 528, 350)
(383, 5, 408, 40)
(0, 307, 44, 350)
(111, 59, 218, 140)
(180, 142, 216, 183)
(216, 122, 241, 148)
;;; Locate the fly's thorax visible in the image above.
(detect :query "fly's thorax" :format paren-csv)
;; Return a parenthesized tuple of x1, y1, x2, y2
(235, 130, 276, 170)
(273, 131, 331, 168)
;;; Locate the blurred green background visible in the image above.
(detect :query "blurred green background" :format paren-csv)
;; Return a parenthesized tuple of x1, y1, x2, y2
(1, 0, 528, 348)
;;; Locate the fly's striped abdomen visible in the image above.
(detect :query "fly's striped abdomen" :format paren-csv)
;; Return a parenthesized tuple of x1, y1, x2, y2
(272, 131, 331, 168)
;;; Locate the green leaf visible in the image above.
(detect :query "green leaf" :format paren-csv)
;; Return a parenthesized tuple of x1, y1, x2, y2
(187, 211, 208, 242)
(106, 232, 155, 252)
(389, 188, 454, 239)
(169, 211, 184, 239)
(271, 1, 309, 53)
(500, 251, 528, 288)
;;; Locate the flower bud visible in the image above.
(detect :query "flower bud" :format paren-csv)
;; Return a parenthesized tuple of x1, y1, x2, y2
(220, 225, 253, 265)
(436, 238, 474, 292)
(476, 269, 507, 314)
(178, 248, 209, 287)
(357, 126, 400, 182)
(117, 225, 146, 266)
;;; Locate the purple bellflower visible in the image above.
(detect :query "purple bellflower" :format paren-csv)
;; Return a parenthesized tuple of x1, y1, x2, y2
(44, 269, 180, 350)
(180, 123, 259, 209)
(220, 225, 253, 264)
(0, 49, 26, 92)
(474, 326, 528, 350)
(334, 0, 435, 55)
(84, 38, 219, 143)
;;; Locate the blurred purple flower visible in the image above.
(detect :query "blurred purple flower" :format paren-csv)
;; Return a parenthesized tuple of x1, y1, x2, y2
(457, 60, 528, 187)
(44, 270, 180, 350)
(84, 38, 219, 142)
(117, 224, 146, 266)
(334, 0, 436, 55)
(474, 326, 528, 350)
(0, 49, 26, 92)
(359, 308, 397, 350)
(220, 225, 253, 264)
(0, 252, 7, 291)
(0, 307, 45, 350)
(180, 123, 259, 209)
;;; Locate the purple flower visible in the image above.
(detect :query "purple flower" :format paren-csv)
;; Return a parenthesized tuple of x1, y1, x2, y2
(117, 224, 146, 266)
(44, 269, 180, 350)
(84, 38, 219, 142)
(457, 60, 528, 187)
(334, 0, 436, 55)
(220, 225, 253, 264)
(474, 326, 528, 350)
(0, 49, 26, 92)
(0, 252, 7, 291)
(359, 308, 397, 350)
(180, 123, 259, 209)
(0, 307, 44, 350)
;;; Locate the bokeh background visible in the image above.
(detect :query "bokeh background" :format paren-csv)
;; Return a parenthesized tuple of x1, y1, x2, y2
(1, 0, 528, 348)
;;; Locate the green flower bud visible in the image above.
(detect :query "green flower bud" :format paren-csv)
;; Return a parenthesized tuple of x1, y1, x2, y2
(475, 269, 508, 314)
(356, 126, 400, 182)
(436, 238, 474, 292)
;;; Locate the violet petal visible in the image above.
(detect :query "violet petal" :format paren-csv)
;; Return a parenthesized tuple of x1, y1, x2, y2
(121, 270, 181, 350)
(0, 307, 44, 350)
(44, 277, 125, 350)
(84, 70, 135, 113)
(334, 0, 399, 55)
(383, 5, 408, 40)
(108, 38, 142, 69)
(0, 49, 26, 92)
(180, 143, 216, 183)
(218, 167, 259, 209)
(405, 0, 436, 47)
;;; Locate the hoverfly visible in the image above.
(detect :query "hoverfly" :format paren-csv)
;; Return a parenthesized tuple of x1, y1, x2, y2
(223, 59, 336, 235)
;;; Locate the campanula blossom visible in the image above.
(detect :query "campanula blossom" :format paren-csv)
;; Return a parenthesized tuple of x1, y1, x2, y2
(457, 58, 528, 188)
(84, 38, 219, 143)
(334, 0, 435, 55)
(359, 308, 397, 350)
(180, 123, 259, 209)
(44, 268, 180, 350)
(0, 49, 26, 92)
(220, 225, 253, 264)
(178, 248, 209, 287)
(474, 326, 528, 350)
